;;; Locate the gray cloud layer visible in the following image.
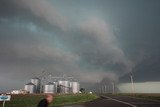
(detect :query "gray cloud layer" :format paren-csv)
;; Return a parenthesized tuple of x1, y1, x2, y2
(0, 0, 160, 92)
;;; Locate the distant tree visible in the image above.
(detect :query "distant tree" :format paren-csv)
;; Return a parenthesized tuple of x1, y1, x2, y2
(80, 88, 85, 93)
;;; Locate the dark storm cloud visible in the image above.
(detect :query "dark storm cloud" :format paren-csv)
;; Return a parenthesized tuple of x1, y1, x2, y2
(0, 0, 36, 22)
(0, 0, 160, 92)
(0, 20, 80, 92)
(0, 0, 63, 33)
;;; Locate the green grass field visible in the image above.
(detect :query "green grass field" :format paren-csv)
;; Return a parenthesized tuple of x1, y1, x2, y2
(0, 94, 98, 107)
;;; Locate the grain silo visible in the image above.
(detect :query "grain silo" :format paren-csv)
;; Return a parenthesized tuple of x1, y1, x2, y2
(24, 82, 36, 94)
(70, 82, 80, 94)
(58, 80, 70, 94)
(31, 77, 41, 93)
(43, 82, 55, 93)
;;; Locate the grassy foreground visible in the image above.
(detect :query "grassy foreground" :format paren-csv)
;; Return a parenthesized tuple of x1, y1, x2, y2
(0, 94, 98, 107)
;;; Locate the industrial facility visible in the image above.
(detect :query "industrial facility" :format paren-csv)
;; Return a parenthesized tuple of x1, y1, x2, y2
(24, 75, 80, 94)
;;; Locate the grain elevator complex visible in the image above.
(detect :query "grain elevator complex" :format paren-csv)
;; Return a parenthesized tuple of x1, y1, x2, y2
(24, 75, 80, 94)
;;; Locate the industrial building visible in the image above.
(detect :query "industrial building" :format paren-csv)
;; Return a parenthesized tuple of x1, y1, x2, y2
(24, 75, 80, 94)
(10, 89, 28, 94)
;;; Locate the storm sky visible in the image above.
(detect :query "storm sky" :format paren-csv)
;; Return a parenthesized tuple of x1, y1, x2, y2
(0, 0, 160, 92)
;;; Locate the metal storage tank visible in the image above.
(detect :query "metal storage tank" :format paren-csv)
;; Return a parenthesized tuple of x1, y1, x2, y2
(70, 82, 80, 94)
(43, 82, 55, 94)
(24, 82, 36, 94)
(58, 80, 70, 94)
(31, 77, 41, 93)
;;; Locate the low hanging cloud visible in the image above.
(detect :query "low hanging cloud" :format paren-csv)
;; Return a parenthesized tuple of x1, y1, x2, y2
(78, 70, 119, 83)
(0, 0, 137, 92)
(12, 0, 133, 75)
(78, 17, 133, 75)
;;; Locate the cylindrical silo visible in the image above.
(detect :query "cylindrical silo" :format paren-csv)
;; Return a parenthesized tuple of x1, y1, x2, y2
(58, 80, 70, 94)
(24, 82, 36, 94)
(31, 77, 41, 93)
(43, 82, 55, 94)
(70, 82, 80, 94)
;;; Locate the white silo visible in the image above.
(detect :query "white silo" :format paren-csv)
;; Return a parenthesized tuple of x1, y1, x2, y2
(31, 77, 41, 93)
(24, 82, 36, 94)
(70, 82, 80, 94)
(43, 82, 55, 94)
(58, 80, 70, 94)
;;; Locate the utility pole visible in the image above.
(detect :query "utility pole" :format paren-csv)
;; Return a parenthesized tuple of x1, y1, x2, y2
(104, 85, 107, 93)
(112, 82, 115, 94)
(102, 86, 104, 93)
(130, 73, 135, 94)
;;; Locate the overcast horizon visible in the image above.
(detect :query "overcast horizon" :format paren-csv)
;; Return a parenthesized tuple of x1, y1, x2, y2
(0, 0, 160, 93)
